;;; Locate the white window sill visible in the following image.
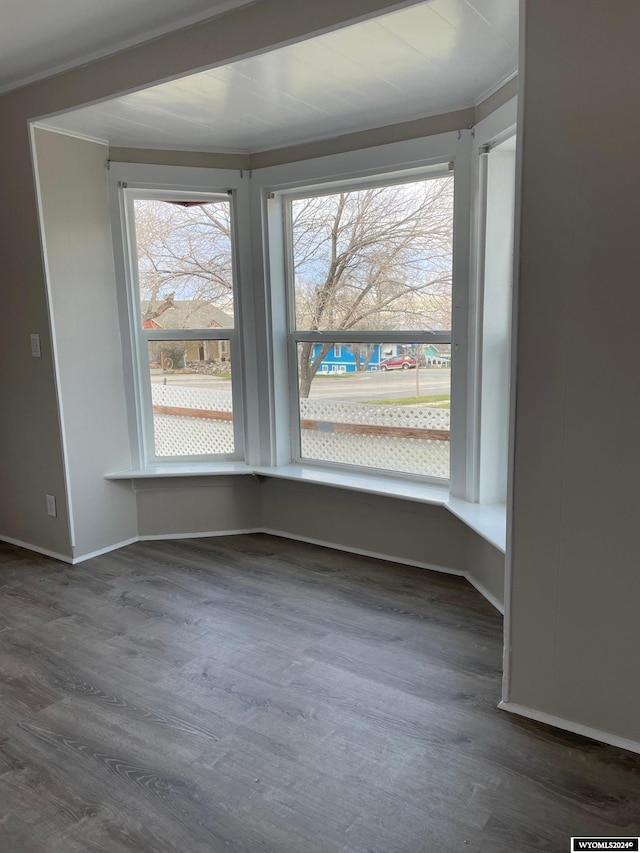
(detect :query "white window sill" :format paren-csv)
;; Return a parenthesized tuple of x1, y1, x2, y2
(104, 461, 255, 479)
(446, 497, 506, 553)
(105, 463, 506, 552)
(252, 463, 450, 506)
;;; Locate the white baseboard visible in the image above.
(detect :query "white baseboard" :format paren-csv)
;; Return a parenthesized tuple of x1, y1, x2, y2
(71, 528, 262, 562)
(0, 534, 73, 564)
(260, 526, 467, 579)
(138, 526, 504, 615)
(261, 527, 504, 613)
(71, 536, 140, 564)
(139, 527, 262, 542)
(498, 701, 640, 756)
(465, 572, 504, 614)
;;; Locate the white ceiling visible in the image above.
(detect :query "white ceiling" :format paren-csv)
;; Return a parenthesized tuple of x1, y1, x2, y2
(0, 0, 256, 92)
(32, 0, 518, 155)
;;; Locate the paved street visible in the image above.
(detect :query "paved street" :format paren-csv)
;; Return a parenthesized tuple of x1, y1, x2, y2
(151, 367, 451, 402)
(308, 368, 450, 401)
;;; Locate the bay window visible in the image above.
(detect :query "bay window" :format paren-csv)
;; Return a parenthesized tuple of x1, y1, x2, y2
(108, 124, 513, 520)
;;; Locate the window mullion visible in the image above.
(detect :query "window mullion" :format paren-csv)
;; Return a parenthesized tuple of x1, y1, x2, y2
(138, 329, 156, 463)
(144, 328, 234, 342)
(292, 330, 451, 345)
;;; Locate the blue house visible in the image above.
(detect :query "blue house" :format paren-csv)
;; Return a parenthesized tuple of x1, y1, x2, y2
(311, 342, 451, 373)
(312, 343, 409, 374)
(423, 344, 451, 366)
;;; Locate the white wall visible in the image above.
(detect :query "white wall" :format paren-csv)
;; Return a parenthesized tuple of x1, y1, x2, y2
(0, 126, 72, 559)
(135, 476, 261, 538)
(505, 0, 640, 747)
(467, 534, 504, 612)
(261, 479, 469, 574)
(33, 129, 138, 559)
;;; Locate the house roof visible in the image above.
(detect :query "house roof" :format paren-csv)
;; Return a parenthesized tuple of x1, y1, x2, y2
(141, 300, 234, 330)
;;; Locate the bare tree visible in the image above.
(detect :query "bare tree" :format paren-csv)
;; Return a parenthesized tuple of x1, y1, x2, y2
(292, 177, 453, 396)
(142, 292, 175, 323)
(131, 181, 453, 396)
(133, 199, 234, 324)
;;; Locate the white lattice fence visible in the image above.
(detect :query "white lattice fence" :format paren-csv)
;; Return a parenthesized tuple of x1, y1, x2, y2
(149, 385, 450, 478)
(151, 385, 234, 457)
(299, 398, 450, 479)
(152, 385, 232, 412)
(300, 399, 450, 431)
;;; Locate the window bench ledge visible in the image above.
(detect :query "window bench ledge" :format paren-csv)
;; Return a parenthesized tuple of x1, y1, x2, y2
(104, 461, 255, 479)
(252, 464, 450, 506)
(446, 497, 506, 553)
(105, 464, 506, 551)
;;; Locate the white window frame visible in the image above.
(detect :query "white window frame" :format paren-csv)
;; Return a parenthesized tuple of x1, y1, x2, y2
(108, 164, 251, 468)
(467, 100, 518, 506)
(475, 134, 516, 504)
(251, 132, 474, 493)
(278, 164, 456, 485)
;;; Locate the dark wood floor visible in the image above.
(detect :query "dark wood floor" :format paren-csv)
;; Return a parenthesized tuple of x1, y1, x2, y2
(0, 534, 639, 852)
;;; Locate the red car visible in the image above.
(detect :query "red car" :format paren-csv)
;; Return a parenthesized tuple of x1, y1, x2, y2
(379, 355, 417, 371)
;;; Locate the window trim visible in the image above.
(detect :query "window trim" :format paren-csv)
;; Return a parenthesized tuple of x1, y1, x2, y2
(473, 130, 517, 505)
(108, 165, 250, 468)
(122, 187, 243, 464)
(254, 132, 474, 488)
(458, 104, 517, 502)
(279, 167, 455, 484)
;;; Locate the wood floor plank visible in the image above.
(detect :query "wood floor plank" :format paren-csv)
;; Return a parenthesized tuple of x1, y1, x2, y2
(1, 533, 639, 852)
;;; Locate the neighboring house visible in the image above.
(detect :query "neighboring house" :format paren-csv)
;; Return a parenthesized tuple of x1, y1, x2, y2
(312, 343, 407, 373)
(142, 301, 233, 365)
(312, 342, 450, 373)
(424, 344, 451, 366)
(311, 343, 355, 374)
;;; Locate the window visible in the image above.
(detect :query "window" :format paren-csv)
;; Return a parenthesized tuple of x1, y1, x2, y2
(476, 135, 516, 503)
(284, 170, 454, 482)
(123, 190, 242, 462)
(108, 127, 511, 497)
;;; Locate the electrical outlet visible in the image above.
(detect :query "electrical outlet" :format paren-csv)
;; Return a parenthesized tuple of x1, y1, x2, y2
(46, 494, 57, 517)
(30, 334, 41, 358)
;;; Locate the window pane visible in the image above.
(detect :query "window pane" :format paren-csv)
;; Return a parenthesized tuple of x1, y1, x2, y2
(148, 341, 234, 458)
(133, 199, 234, 330)
(291, 176, 453, 332)
(296, 342, 451, 479)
